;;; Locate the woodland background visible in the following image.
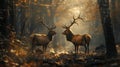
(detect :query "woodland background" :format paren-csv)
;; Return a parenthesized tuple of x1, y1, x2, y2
(0, 0, 120, 67)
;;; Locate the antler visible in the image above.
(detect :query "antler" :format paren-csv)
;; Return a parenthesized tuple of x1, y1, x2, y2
(62, 25, 68, 29)
(40, 17, 56, 30)
(62, 14, 84, 29)
(68, 15, 80, 28)
(77, 14, 84, 22)
(40, 18, 50, 30)
(49, 25, 56, 30)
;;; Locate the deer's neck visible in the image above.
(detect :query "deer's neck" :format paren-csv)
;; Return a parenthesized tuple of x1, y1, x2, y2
(47, 33, 53, 41)
(66, 32, 74, 41)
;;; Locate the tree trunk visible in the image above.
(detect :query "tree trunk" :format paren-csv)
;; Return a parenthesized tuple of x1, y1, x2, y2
(9, 0, 15, 26)
(0, 0, 9, 38)
(0, 0, 10, 59)
(111, 0, 120, 43)
(98, 0, 117, 58)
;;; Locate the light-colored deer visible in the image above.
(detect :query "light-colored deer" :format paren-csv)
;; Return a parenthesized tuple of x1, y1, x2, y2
(62, 15, 91, 54)
(30, 18, 56, 53)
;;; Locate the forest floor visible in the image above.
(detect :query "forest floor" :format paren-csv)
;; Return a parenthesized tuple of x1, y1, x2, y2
(0, 39, 120, 67)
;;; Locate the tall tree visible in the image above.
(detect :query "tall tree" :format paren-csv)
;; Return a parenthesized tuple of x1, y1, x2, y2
(98, 0, 117, 57)
(0, 0, 11, 59)
(0, 0, 9, 38)
(15, 0, 27, 38)
(8, 0, 15, 27)
(111, 0, 120, 43)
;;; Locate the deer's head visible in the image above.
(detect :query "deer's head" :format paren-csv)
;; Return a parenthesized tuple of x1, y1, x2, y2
(47, 25, 56, 36)
(40, 17, 56, 36)
(62, 25, 71, 35)
(62, 15, 83, 35)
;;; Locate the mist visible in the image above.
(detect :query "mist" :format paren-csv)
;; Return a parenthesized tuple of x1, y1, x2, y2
(53, 0, 105, 51)
(15, 0, 106, 51)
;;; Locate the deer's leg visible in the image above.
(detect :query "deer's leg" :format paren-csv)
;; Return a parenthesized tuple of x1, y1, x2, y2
(85, 45, 87, 54)
(87, 43, 89, 54)
(31, 45, 34, 51)
(75, 45, 77, 54)
(31, 44, 35, 53)
(77, 45, 79, 54)
(43, 46, 45, 52)
(44, 45, 47, 52)
(76, 45, 78, 54)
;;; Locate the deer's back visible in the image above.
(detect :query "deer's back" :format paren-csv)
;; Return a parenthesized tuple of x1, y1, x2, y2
(36, 36, 50, 44)
(32, 34, 50, 45)
(71, 34, 91, 45)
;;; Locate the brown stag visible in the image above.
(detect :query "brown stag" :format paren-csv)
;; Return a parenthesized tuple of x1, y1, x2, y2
(31, 19, 56, 53)
(62, 16, 91, 54)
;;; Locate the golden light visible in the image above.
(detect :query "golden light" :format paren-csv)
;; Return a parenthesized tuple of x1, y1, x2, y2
(68, 7, 80, 17)
(50, 48, 69, 57)
(55, 50, 69, 57)
(56, 50, 69, 55)
(34, 0, 38, 3)
(19, 0, 27, 3)
(10, 48, 27, 57)
(50, 48, 55, 53)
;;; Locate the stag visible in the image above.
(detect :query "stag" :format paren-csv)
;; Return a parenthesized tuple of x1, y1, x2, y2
(31, 19, 56, 53)
(62, 16, 91, 54)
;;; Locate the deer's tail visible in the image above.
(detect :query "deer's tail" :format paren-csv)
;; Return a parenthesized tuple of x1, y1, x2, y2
(84, 34, 91, 43)
(83, 34, 91, 54)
